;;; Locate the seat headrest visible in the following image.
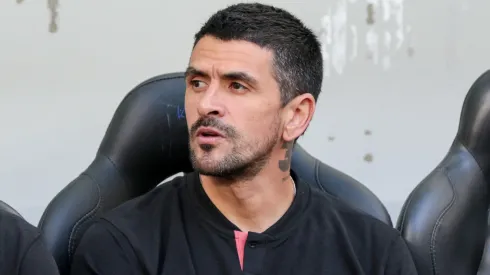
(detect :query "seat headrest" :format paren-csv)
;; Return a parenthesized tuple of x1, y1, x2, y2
(97, 73, 193, 193)
(396, 70, 490, 275)
(39, 73, 194, 273)
(457, 70, 490, 176)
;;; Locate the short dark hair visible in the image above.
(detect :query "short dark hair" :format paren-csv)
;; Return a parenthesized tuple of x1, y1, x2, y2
(193, 3, 323, 106)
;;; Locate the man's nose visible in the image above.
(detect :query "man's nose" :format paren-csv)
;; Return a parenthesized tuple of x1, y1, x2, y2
(197, 84, 225, 117)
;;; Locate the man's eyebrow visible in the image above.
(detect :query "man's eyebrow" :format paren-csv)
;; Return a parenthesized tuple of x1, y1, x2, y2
(184, 66, 207, 78)
(222, 72, 258, 87)
(184, 67, 259, 87)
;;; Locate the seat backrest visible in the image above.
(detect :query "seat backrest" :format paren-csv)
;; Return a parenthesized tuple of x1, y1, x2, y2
(39, 72, 391, 275)
(0, 200, 21, 218)
(396, 70, 490, 275)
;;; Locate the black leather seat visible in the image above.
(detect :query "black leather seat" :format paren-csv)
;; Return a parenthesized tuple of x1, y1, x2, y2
(38, 72, 391, 275)
(0, 201, 21, 217)
(396, 70, 490, 275)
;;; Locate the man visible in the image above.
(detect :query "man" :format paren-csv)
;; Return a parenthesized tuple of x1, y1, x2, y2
(0, 203, 59, 275)
(71, 3, 417, 274)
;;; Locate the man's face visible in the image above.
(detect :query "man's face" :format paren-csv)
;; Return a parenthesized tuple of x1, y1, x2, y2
(185, 36, 284, 180)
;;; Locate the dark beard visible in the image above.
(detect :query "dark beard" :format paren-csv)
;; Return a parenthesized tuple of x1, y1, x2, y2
(188, 116, 280, 182)
(189, 137, 276, 182)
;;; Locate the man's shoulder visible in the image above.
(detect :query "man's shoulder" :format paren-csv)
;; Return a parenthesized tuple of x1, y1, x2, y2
(308, 185, 400, 243)
(73, 173, 194, 269)
(86, 172, 194, 243)
(102, 173, 190, 224)
(306, 186, 414, 271)
(308, 187, 417, 273)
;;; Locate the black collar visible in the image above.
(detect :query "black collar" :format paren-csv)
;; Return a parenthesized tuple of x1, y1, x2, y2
(187, 170, 311, 242)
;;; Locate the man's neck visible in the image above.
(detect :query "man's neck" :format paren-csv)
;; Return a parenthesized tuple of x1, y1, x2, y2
(200, 168, 296, 233)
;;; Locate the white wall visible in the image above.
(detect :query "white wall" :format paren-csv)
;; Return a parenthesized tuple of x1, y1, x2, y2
(1, 0, 489, 225)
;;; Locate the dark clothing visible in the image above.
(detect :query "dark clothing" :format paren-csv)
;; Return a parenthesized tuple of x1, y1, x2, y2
(0, 208, 59, 275)
(71, 172, 417, 275)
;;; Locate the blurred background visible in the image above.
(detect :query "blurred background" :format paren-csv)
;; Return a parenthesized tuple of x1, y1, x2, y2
(0, 0, 488, 224)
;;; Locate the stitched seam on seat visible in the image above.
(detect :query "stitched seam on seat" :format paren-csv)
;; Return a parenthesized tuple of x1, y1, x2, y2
(459, 140, 486, 175)
(397, 187, 416, 232)
(313, 159, 326, 193)
(66, 152, 131, 260)
(312, 159, 343, 202)
(430, 167, 457, 275)
(39, 176, 83, 229)
(67, 173, 102, 259)
(103, 153, 132, 194)
(397, 168, 436, 231)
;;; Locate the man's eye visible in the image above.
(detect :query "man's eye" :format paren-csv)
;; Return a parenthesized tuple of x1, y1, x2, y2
(230, 82, 247, 90)
(190, 80, 206, 88)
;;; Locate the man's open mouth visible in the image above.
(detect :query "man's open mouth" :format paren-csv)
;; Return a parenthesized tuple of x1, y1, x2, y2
(196, 127, 224, 138)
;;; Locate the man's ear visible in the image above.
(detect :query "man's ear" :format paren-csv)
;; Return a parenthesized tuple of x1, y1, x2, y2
(282, 93, 315, 142)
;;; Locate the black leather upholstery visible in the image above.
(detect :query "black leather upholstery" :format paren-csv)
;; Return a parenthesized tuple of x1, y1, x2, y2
(396, 70, 490, 275)
(478, 215, 490, 275)
(291, 145, 391, 225)
(39, 72, 391, 275)
(0, 201, 21, 217)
